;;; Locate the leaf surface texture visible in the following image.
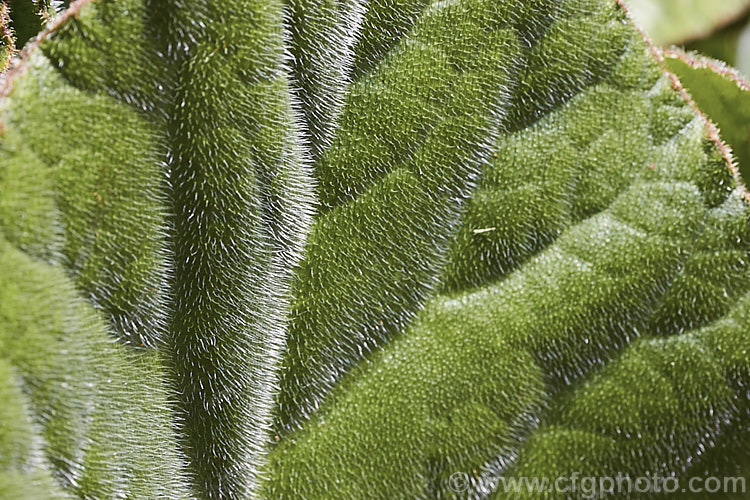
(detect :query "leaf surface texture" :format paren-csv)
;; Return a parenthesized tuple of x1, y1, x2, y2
(0, 0, 748, 498)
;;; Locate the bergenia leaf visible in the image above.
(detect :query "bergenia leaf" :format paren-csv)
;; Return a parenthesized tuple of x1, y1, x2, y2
(0, 0, 748, 498)
(663, 49, 750, 182)
(0, 3, 14, 73)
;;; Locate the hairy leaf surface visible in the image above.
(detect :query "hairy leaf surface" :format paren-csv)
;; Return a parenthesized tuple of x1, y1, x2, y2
(664, 49, 750, 181)
(0, 0, 748, 498)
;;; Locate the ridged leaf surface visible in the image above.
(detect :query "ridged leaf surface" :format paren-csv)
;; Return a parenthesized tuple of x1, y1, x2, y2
(0, 0, 748, 498)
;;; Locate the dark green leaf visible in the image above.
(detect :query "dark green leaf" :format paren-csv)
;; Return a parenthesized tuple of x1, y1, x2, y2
(0, 0, 748, 498)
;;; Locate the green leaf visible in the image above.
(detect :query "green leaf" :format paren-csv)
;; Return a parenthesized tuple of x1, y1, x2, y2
(663, 49, 750, 181)
(626, 0, 750, 45)
(0, 236, 192, 498)
(504, 192, 750, 497)
(0, 358, 72, 499)
(0, 0, 749, 498)
(0, 4, 14, 73)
